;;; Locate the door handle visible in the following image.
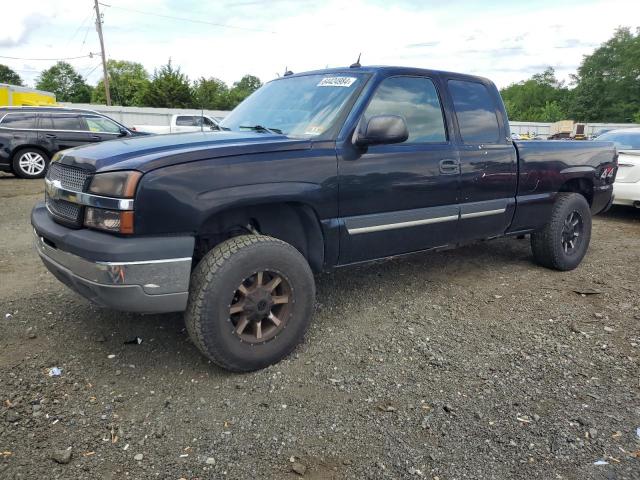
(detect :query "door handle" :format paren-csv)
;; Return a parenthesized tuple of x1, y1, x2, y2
(90, 135, 101, 140)
(439, 159, 460, 175)
(45, 133, 57, 139)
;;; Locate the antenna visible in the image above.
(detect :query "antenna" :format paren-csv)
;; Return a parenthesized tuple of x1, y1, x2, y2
(283, 66, 293, 76)
(350, 53, 361, 68)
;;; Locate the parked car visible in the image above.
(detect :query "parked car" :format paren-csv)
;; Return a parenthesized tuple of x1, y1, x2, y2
(0, 107, 145, 179)
(31, 66, 616, 372)
(133, 114, 221, 134)
(595, 128, 640, 208)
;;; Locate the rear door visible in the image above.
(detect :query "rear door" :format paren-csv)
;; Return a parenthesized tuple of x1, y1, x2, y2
(38, 113, 95, 152)
(447, 79, 517, 240)
(338, 75, 460, 263)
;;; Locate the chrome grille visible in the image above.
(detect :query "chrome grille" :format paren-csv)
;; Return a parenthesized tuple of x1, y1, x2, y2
(46, 194, 82, 224)
(45, 162, 89, 226)
(47, 162, 89, 192)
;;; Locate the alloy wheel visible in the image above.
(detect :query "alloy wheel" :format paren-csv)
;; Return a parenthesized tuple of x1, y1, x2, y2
(561, 211, 583, 254)
(228, 270, 292, 344)
(18, 152, 46, 176)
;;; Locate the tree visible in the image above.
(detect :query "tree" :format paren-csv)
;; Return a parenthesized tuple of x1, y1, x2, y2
(35, 61, 92, 102)
(0, 64, 23, 86)
(569, 27, 640, 122)
(228, 74, 262, 108)
(140, 59, 193, 108)
(92, 60, 150, 106)
(500, 67, 570, 121)
(193, 77, 230, 110)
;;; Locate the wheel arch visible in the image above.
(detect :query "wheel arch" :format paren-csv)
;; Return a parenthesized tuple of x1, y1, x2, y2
(558, 177, 594, 206)
(195, 201, 325, 273)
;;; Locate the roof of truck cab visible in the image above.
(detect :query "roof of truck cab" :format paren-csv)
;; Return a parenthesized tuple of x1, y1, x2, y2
(281, 65, 493, 84)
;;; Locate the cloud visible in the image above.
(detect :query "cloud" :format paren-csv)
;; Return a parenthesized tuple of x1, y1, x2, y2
(2, 0, 639, 90)
(0, 14, 48, 47)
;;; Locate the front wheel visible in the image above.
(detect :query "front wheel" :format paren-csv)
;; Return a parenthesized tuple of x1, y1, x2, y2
(12, 148, 49, 179)
(185, 235, 315, 372)
(530, 193, 592, 271)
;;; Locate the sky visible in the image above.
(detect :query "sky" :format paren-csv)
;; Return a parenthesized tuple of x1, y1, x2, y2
(1, 0, 639, 90)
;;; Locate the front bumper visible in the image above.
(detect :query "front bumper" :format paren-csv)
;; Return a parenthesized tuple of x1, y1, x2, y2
(32, 202, 194, 313)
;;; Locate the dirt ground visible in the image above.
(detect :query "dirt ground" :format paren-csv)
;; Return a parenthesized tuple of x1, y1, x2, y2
(1, 172, 639, 480)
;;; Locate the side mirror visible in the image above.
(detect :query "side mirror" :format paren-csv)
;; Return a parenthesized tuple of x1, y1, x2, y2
(355, 115, 408, 146)
(119, 127, 129, 137)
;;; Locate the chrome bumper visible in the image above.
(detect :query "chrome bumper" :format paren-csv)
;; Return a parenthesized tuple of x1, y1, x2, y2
(34, 230, 192, 313)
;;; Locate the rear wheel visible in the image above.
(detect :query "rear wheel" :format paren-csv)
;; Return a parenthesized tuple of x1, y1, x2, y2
(185, 235, 315, 372)
(12, 148, 49, 179)
(530, 193, 592, 271)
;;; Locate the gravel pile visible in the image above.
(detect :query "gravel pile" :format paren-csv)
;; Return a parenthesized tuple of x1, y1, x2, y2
(1, 175, 639, 479)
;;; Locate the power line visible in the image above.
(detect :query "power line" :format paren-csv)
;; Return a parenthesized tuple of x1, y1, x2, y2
(0, 54, 98, 61)
(98, 2, 276, 34)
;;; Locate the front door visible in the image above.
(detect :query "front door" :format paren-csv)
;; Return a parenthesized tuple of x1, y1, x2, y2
(338, 75, 460, 263)
(447, 79, 518, 241)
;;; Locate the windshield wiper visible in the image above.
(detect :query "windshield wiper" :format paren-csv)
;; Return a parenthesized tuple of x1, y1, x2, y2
(238, 125, 283, 135)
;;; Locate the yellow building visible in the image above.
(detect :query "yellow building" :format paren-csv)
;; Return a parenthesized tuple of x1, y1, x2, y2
(0, 83, 56, 106)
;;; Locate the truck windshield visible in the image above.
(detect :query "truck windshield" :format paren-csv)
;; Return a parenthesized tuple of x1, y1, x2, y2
(220, 73, 367, 139)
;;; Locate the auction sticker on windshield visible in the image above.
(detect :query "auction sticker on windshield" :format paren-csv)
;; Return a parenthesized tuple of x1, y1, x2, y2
(317, 77, 357, 87)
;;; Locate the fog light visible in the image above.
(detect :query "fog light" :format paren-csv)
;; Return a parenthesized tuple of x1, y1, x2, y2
(85, 208, 134, 234)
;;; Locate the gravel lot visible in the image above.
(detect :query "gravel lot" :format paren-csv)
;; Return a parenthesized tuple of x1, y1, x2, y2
(1, 172, 639, 480)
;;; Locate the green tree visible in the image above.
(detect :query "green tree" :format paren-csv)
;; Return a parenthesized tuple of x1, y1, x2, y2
(92, 60, 150, 106)
(500, 67, 569, 121)
(35, 61, 92, 102)
(569, 27, 640, 122)
(228, 74, 262, 108)
(0, 64, 23, 86)
(140, 59, 193, 108)
(193, 77, 230, 110)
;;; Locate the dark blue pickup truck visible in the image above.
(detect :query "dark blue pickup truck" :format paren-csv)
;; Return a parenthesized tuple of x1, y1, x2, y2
(31, 66, 617, 371)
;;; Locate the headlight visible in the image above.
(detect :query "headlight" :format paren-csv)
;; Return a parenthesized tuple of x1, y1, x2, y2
(84, 171, 141, 234)
(88, 170, 141, 197)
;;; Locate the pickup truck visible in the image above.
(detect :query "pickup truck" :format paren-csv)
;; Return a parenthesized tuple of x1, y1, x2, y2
(32, 66, 617, 372)
(133, 114, 220, 134)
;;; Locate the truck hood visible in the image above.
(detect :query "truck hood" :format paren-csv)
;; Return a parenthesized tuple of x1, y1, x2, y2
(56, 131, 312, 173)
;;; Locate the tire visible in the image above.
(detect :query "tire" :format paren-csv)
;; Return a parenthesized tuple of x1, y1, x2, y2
(185, 235, 316, 372)
(12, 148, 49, 179)
(530, 193, 592, 271)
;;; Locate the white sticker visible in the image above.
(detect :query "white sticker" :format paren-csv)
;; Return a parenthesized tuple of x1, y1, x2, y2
(317, 76, 357, 87)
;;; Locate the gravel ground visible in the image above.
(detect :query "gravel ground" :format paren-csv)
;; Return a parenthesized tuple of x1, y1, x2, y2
(1, 172, 639, 480)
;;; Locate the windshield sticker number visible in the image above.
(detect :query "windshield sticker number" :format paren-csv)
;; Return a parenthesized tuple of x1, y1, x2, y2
(317, 77, 357, 87)
(304, 125, 323, 136)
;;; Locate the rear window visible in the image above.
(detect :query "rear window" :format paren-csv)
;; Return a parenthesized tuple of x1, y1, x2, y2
(51, 114, 83, 131)
(448, 80, 501, 144)
(0, 113, 37, 129)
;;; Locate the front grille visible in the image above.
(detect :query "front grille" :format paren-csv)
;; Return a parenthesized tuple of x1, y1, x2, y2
(45, 162, 90, 227)
(47, 162, 89, 192)
(46, 195, 82, 224)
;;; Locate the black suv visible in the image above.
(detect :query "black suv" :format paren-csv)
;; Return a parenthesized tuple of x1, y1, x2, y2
(0, 107, 143, 179)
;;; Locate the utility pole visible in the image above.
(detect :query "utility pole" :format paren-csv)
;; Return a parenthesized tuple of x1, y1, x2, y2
(94, 0, 111, 105)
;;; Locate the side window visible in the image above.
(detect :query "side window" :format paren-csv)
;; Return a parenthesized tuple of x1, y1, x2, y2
(363, 76, 446, 143)
(0, 113, 37, 129)
(83, 115, 121, 133)
(51, 114, 83, 131)
(176, 116, 196, 126)
(448, 80, 501, 144)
